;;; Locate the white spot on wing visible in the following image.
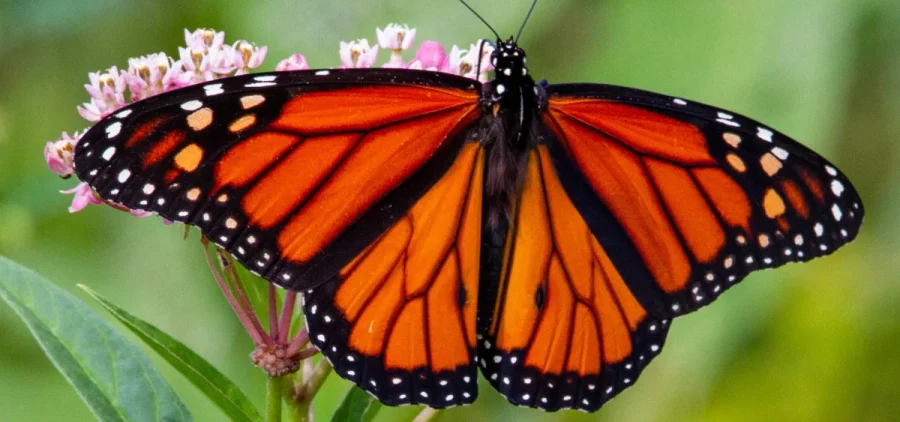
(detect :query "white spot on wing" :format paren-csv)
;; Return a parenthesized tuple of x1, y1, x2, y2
(757, 127, 774, 142)
(245, 81, 276, 88)
(204, 83, 224, 96)
(831, 180, 844, 197)
(673, 98, 687, 106)
(115, 109, 133, 118)
(102, 146, 116, 161)
(106, 122, 122, 138)
(832, 204, 843, 221)
(181, 100, 203, 111)
(315, 70, 330, 76)
(772, 147, 789, 160)
(117, 169, 131, 183)
(254, 75, 277, 82)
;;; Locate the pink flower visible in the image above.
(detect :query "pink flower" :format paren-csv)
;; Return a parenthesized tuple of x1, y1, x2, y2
(377, 24, 415, 68)
(123, 53, 192, 102)
(44, 131, 82, 177)
(407, 41, 446, 71)
(276, 54, 310, 71)
(184, 28, 225, 53)
(61, 182, 104, 213)
(78, 67, 127, 121)
(339, 39, 379, 68)
(444, 40, 494, 81)
(232, 40, 268, 75)
(376, 23, 416, 51)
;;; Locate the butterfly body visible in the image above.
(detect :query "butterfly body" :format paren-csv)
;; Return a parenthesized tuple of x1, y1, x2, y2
(73, 35, 862, 412)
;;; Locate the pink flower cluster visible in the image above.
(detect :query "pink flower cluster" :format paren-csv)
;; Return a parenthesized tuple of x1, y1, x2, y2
(47, 25, 494, 217)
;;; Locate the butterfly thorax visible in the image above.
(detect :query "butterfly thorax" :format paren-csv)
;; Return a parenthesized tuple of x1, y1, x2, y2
(482, 38, 537, 228)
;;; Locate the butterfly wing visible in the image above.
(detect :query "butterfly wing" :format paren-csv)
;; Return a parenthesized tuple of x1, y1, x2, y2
(542, 83, 863, 318)
(305, 142, 484, 408)
(477, 145, 670, 412)
(73, 69, 481, 291)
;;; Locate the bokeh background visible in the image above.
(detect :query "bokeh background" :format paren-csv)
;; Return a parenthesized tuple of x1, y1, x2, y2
(1, 0, 899, 421)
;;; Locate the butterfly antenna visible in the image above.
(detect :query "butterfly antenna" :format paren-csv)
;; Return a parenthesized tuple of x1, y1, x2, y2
(459, 0, 500, 40)
(515, 0, 538, 42)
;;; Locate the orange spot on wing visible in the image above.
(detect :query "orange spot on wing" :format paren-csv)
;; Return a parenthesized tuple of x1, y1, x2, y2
(278, 107, 478, 263)
(781, 179, 810, 219)
(524, 255, 574, 375)
(271, 86, 478, 134)
(763, 188, 786, 218)
(243, 133, 359, 229)
(142, 130, 186, 168)
(336, 219, 412, 322)
(693, 167, 752, 233)
(384, 298, 428, 370)
(405, 143, 480, 297)
(126, 115, 168, 148)
(426, 254, 470, 371)
(549, 99, 715, 165)
(174, 143, 203, 172)
(495, 152, 551, 350)
(214, 132, 300, 190)
(545, 113, 690, 293)
(228, 114, 256, 132)
(187, 107, 214, 131)
(348, 262, 405, 357)
(645, 158, 726, 263)
(566, 304, 601, 375)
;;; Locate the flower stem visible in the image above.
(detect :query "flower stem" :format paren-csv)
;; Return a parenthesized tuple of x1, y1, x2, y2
(278, 291, 298, 343)
(269, 283, 280, 340)
(267, 375, 284, 422)
(412, 407, 441, 422)
(201, 239, 267, 346)
(296, 359, 333, 402)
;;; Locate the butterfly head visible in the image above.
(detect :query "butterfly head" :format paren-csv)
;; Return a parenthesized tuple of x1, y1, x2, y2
(490, 38, 531, 98)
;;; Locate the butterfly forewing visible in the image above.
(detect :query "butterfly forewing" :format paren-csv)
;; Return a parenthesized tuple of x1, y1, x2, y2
(542, 83, 863, 318)
(73, 69, 482, 291)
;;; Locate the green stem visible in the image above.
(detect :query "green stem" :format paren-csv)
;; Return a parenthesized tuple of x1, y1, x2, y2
(284, 372, 309, 422)
(412, 407, 440, 422)
(267, 375, 283, 422)
(300, 359, 334, 401)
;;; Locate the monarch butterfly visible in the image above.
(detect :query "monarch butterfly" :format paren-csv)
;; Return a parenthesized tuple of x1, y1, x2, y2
(71, 3, 862, 413)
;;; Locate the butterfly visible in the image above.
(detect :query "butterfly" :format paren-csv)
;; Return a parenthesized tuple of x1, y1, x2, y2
(71, 9, 863, 414)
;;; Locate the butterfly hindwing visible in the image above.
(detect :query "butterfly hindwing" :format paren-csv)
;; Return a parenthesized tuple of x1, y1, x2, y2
(542, 83, 863, 318)
(73, 69, 482, 291)
(477, 146, 670, 412)
(305, 142, 485, 408)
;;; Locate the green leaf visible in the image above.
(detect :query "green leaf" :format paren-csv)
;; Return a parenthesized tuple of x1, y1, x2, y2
(0, 256, 192, 422)
(331, 386, 382, 422)
(80, 284, 263, 422)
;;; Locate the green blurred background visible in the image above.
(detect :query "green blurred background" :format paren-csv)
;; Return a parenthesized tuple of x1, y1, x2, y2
(1, 0, 899, 420)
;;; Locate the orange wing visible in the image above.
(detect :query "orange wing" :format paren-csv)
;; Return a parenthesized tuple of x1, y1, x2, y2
(304, 143, 484, 408)
(478, 147, 670, 412)
(541, 90, 863, 317)
(72, 71, 482, 291)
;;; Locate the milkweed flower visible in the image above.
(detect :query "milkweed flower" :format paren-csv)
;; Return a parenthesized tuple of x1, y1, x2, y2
(77, 67, 127, 122)
(407, 40, 446, 71)
(232, 40, 268, 75)
(275, 54, 310, 71)
(445, 40, 495, 82)
(44, 131, 82, 178)
(339, 39, 379, 68)
(377, 23, 416, 68)
(60, 182, 104, 213)
(123, 53, 192, 101)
